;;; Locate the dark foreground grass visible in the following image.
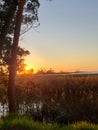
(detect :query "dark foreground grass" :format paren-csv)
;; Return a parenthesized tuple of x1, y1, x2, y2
(0, 115, 98, 130)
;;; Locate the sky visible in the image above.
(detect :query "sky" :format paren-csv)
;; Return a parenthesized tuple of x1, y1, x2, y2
(20, 0, 98, 72)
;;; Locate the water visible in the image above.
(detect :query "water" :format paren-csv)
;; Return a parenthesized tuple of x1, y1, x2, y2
(0, 101, 42, 117)
(0, 102, 8, 117)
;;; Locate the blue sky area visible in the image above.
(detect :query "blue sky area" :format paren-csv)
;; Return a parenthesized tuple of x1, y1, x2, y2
(20, 0, 98, 72)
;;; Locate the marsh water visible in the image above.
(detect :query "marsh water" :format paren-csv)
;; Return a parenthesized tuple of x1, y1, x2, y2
(0, 102, 42, 118)
(0, 103, 8, 117)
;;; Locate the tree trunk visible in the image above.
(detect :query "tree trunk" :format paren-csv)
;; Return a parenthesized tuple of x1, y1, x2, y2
(0, 0, 18, 53)
(8, 0, 25, 113)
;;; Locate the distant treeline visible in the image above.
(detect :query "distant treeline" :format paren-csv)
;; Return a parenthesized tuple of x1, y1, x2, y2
(0, 73, 98, 124)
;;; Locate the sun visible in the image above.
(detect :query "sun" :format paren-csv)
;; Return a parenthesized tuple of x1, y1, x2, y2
(23, 64, 37, 74)
(24, 65, 37, 74)
(25, 66, 30, 71)
(17, 64, 36, 75)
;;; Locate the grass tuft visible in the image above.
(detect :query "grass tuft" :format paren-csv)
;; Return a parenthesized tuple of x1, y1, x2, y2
(1, 115, 98, 130)
(70, 121, 98, 130)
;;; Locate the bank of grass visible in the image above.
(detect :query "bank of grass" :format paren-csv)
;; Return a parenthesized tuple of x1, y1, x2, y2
(0, 114, 98, 130)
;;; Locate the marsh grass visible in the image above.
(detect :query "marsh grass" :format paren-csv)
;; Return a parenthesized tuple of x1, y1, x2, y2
(1, 114, 33, 129)
(70, 121, 98, 130)
(1, 74, 98, 123)
(1, 115, 98, 130)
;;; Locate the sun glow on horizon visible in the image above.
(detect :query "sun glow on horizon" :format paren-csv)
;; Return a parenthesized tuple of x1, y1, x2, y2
(24, 61, 98, 74)
(23, 56, 98, 74)
(24, 64, 38, 74)
(17, 63, 37, 75)
(25, 66, 31, 71)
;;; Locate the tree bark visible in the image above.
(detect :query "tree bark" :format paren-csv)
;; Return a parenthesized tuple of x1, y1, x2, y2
(0, 0, 18, 53)
(8, 0, 25, 113)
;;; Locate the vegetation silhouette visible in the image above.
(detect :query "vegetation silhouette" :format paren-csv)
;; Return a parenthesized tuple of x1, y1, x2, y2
(0, 0, 40, 113)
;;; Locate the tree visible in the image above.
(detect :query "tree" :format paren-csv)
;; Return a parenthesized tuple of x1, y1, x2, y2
(8, 0, 25, 112)
(0, 0, 40, 113)
(8, 0, 40, 113)
(0, 0, 18, 53)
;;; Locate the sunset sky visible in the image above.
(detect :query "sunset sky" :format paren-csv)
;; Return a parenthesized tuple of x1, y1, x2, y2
(20, 0, 98, 72)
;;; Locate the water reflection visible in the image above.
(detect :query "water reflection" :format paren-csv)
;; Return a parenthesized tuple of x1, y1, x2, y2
(0, 102, 42, 117)
(0, 103, 8, 117)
